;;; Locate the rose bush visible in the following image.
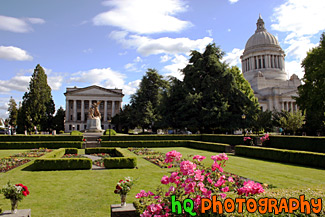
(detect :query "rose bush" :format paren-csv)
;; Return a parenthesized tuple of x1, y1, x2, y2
(136, 151, 265, 216)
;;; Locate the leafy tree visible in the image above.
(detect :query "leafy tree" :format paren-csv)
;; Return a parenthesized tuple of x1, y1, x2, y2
(112, 104, 134, 133)
(53, 107, 65, 132)
(180, 43, 259, 132)
(130, 69, 168, 132)
(279, 111, 305, 135)
(252, 110, 273, 134)
(20, 64, 55, 132)
(296, 32, 325, 134)
(7, 96, 18, 127)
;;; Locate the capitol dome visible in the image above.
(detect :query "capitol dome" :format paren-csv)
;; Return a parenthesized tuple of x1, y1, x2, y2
(245, 15, 280, 50)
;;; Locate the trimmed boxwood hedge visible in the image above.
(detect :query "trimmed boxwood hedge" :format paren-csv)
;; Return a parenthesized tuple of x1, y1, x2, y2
(32, 148, 91, 171)
(101, 140, 231, 153)
(101, 140, 187, 148)
(86, 147, 137, 169)
(100, 134, 243, 146)
(0, 135, 83, 142)
(33, 158, 92, 171)
(235, 145, 325, 169)
(65, 148, 78, 154)
(268, 136, 325, 153)
(0, 141, 83, 149)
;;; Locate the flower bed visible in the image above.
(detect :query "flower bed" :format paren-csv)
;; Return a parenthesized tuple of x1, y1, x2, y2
(90, 153, 111, 158)
(0, 158, 31, 173)
(93, 159, 104, 167)
(11, 148, 52, 158)
(128, 147, 162, 156)
(62, 154, 88, 159)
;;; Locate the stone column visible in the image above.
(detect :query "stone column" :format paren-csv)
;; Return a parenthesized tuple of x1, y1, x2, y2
(281, 102, 284, 111)
(73, 100, 77, 121)
(89, 100, 92, 109)
(66, 99, 69, 121)
(282, 56, 285, 71)
(104, 101, 107, 122)
(112, 101, 115, 117)
(81, 100, 85, 122)
(290, 102, 293, 112)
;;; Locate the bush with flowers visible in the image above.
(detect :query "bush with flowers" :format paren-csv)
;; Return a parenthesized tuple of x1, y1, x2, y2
(243, 136, 254, 146)
(135, 151, 265, 216)
(114, 177, 134, 195)
(1, 181, 30, 201)
(260, 133, 270, 146)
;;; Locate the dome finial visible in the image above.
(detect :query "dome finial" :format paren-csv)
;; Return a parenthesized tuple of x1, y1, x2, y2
(256, 14, 266, 32)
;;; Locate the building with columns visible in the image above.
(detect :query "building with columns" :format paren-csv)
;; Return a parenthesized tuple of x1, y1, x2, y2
(64, 85, 123, 132)
(240, 15, 301, 112)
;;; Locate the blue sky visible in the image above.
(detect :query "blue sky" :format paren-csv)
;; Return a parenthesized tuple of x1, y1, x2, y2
(1, 0, 324, 119)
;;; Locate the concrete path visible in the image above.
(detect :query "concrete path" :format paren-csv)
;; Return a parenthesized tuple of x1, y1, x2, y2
(83, 154, 105, 170)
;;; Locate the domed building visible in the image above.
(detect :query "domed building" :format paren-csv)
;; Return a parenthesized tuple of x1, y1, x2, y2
(240, 15, 301, 112)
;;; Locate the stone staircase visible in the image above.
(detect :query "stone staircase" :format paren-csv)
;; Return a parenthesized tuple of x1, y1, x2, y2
(83, 132, 102, 148)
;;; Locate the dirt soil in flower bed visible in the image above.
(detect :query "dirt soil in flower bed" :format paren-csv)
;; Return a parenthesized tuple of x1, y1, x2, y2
(10, 148, 53, 158)
(128, 147, 162, 156)
(0, 157, 31, 172)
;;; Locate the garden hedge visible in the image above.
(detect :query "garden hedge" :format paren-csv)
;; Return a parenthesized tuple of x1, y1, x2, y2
(86, 147, 137, 169)
(65, 148, 78, 154)
(100, 134, 243, 145)
(0, 135, 83, 142)
(32, 148, 91, 171)
(267, 136, 325, 153)
(0, 141, 83, 149)
(101, 140, 187, 148)
(235, 145, 325, 169)
(33, 158, 92, 171)
(101, 140, 231, 153)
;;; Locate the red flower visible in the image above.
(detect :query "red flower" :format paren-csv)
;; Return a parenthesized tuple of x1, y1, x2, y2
(119, 180, 123, 183)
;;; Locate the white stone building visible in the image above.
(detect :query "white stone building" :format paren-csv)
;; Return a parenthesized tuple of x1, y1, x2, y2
(240, 15, 301, 112)
(64, 85, 123, 132)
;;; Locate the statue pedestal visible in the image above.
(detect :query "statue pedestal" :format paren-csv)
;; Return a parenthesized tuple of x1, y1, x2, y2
(86, 117, 104, 133)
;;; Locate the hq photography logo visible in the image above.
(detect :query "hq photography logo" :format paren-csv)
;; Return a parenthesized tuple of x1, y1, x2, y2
(171, 195, 322, 216)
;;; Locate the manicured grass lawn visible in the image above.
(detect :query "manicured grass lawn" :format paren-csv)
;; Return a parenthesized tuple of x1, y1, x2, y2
(0, 149, 29, 158)
(0, 147, 324, 216)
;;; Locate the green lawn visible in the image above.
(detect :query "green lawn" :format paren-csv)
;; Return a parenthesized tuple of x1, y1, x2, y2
(0, 147, 324, 216)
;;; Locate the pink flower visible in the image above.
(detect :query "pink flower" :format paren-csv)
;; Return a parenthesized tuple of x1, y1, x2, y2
(221, 186, 229, 192)
(237, 181, 264, 196)
(228, 176, 234, 182)
(220, 193, 227, 199)
(244, 137, 251, 141)
(194, 170, 204, 181)
(165, 150, 182, 163)
(193, 155, 206, 162)
(161, 176, 169, 185)
(180, 160, 196, 176)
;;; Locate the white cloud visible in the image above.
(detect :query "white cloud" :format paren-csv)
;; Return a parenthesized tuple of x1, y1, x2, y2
(69, 67, 126, 88)
(223, 48, 244, 66)
(0, 75, 31, 92)
(124, 63, 137, 72)
(163, 54, 188, 80)
(0, 15, 45, 33)
(160, 54, 172, 63)
(82, 48, 93, 53)
(284, 36, 318, 61)
(123, 80, 141, 95)
(110, 31, 213, 56)
(48, 76, 64, 91)
(93, 0, 191, 34)
(0, 46, 33, 61)
(271, 0, 325, 36)
(285, 60, 304, 79)
(229, 0, 239, 4)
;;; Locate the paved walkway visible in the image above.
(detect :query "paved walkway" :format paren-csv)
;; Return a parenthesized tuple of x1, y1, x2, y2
(83, 154, 105, 170)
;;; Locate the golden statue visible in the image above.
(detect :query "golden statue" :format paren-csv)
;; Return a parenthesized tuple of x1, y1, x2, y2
(88, 101, 102, 119)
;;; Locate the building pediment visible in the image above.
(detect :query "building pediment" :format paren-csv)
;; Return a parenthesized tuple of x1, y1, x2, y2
(64, 85, 124, 97)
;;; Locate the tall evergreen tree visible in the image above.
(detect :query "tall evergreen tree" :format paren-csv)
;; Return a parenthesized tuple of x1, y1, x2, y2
(7, 96, 18, 127)
(21, 64, 55, 132)
(130, 68, 168, 131)
(53, 106, 65, 132)
(296, 32, 325, 134)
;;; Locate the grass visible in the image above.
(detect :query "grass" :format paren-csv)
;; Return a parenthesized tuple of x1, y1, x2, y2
(0, 147, 324, 216)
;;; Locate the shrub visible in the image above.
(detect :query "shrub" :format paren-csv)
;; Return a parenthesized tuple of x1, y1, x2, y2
(0, 135, 83, 142)
(268, 135, 325, 153)
(40, 148, 66, 159)
(65, 148, 78, 154)
(188, 141, 231, 153)
(235, 145, 325, 169)
(104, 157, 137, 169)
(103, 129, 117, 136)
(70, 131, 83, 136)
(58, 130, 64, 134)
(33, 158, 92, 171)
(0, 141, 83, 149)
(101, 134, 201, 141)
(85, 148, 116, 155)
(101, 140, 187, 148)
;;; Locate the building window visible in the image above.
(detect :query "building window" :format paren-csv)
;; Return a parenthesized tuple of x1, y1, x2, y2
(69, 125, 72, 130)
(77, 112, 81, 121)
(260, 106, 264, 112)
(70, 115, 73, 121)
(84, 125, 87, 130)
(77, 125, 80, 130)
